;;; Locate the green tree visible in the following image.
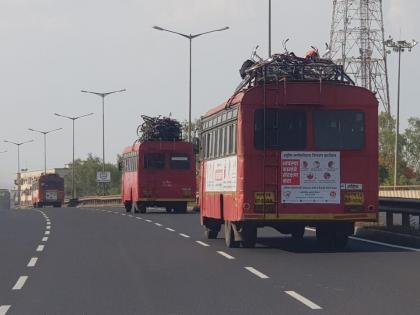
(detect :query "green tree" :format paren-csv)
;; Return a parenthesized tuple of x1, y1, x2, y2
(378, 112, 409, 185)
(64, 154, 121, 197)
(403, 117, 420, 177)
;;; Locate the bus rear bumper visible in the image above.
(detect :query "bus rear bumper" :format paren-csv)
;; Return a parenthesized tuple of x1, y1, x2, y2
(243, 212, 378, 222)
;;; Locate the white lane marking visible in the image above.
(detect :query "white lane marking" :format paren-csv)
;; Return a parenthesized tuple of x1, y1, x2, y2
(42, 237, 48, 242)
(217, 251, 235, 260)
(121, 214, 126, 216)
(45, 231, 50, 235)
(350, 236, 420, 252)
(244, 267, 269, 279)
(0, 305, 11, 315)
(305, 227, 420, 252)
(285, 291, 322, 310)
(46, 226, 51, 230)
(27, 257, 38, 267)
(36, 245, 45, 252)
(136, 217, 143, 220)
(128, 215, 133, 218)
(145, 219, 152, 223)
(196, 241, 210, 247)
(12, 276, 28, 290)
(166, 228, 175, 232)
(155, 223, 162, 227)
(179, 233, 190, 238)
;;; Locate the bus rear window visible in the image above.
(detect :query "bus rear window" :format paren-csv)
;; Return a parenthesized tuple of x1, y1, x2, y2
(144, 153, 165, 169)
(170, 155, 190, 170)
(314, 110, 364, 150)
(254, 109, 306, 149)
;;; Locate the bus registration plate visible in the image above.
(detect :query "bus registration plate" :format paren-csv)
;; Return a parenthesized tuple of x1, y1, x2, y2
(254, 192, 275, 205)
(46, 191, 57, 201)
(343, 192, 364, 206)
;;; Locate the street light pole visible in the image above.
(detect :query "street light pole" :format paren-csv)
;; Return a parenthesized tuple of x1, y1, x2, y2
(385, 37, 417, 187)
(54, 112, 93, 200)
(81, 89, 125, 195)
(153, 25, 229, 142)
(28, 128, 63, 174)
(4, 139, 34, 206)
(268, 0, 272, 57)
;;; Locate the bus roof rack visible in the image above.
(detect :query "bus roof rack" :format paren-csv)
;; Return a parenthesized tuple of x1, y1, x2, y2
(235, 52, 355, 93)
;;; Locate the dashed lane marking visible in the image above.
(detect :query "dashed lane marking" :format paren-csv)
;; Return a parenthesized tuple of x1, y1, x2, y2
(45, 231, 50, 235)
(36, 245, 45, 252)
(166, 228, 175, 232)
(12, 276, 28, 290)
(244, 267, 269, 279)
(196, 241, 210, 247)
(128, 215, 133, 218)
(27, 257, 38, 267)
(155, 223, 162, 227)
(285, 291, 322, 310)
(217, 251, 235, 259)
(121, 214, 126, 216)
(0, 305, 11, 315)
(179, 233, 190, 238)
(46, 226, 51, 230)
(145, 219, 152, 223)
(42, 237, 48, 242)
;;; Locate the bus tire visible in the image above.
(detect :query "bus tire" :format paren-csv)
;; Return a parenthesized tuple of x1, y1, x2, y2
(224, 221, 239, 248)
(333, 232, 349, 250)
(204, 228, 219, 239)
(175, 202, 187, 213)
(241, 225, 257, 248)
(139, 203, 146, 214)
(291, 225, 305, 240)
(53, 204, 61, 208)
(316, 226, 334, 249)
(124, 201, 132, 213)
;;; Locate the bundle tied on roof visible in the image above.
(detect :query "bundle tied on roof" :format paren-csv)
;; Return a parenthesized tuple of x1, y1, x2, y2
(137, 115, 182, 142)
(235, 52, 355, 93)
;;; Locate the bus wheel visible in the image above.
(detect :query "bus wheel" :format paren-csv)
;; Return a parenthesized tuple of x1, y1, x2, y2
(291, 225, 305, 240)
(133, 202, 139, 213)
(175, 202, 187, 214)
(139, 203, 146, 214)
(333, 232, 349, 250)
(316, 226, 334, 249)
(53, 204, 60, 208)
(124, 202, 132, 213)
(204, 228, 219, 239)
(224, 221, 239, 248)
(241, 225, 257, 248)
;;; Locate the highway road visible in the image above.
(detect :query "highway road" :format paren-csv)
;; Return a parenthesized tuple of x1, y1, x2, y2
(1, 207, 420, 315)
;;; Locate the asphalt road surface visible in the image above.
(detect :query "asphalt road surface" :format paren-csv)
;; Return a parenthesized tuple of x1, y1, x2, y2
(1, 207, 420, 315)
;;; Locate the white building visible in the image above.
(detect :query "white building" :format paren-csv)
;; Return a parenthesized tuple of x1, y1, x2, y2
(15, 168, 69, 206)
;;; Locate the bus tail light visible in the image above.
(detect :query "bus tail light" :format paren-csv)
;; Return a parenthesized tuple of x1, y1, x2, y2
(182, 188, 192, 197)
(142, 189, 152, 197)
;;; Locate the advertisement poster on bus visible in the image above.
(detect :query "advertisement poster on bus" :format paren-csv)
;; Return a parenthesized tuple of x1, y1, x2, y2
(281, 151, 340, 204)
(205, 156, 237, 192)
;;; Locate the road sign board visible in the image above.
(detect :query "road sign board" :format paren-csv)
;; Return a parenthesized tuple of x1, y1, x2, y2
(96, 171, 111, 183)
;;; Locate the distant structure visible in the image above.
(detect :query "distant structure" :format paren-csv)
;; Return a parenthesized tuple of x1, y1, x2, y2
(329, 0, 390, 113)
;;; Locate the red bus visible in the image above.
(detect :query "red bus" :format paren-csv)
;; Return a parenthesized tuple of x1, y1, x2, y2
(199, 70, 378, 249)
(32, 174, 65, 208)
(121, 141, 196, 213)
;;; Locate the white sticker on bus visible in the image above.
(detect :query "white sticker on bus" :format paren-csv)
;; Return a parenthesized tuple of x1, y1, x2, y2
(281, 151, 340, 204)
(205, 156, 237, 192)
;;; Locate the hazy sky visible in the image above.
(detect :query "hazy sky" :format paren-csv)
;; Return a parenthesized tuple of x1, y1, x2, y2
(0, 0, 419, 188)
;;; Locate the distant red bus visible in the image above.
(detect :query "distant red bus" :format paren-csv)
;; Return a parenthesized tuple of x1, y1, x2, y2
(199, 81, 378, 248)
(121, 141, 196, 213)
(32, 174, 65, 208)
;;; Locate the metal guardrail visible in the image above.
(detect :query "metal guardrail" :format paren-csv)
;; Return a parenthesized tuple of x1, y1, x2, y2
(379, 186, 420, 199)
(65, 195, 122, 208)
(379, 197, 420, 229)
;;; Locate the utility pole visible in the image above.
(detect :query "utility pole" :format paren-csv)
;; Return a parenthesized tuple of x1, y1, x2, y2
(385, 37, 418, 187)
(54, 112, 93, 203)
(4, 139, 34, 206)
(153, 25, 229, 142)
(28, 128, 63, 174)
